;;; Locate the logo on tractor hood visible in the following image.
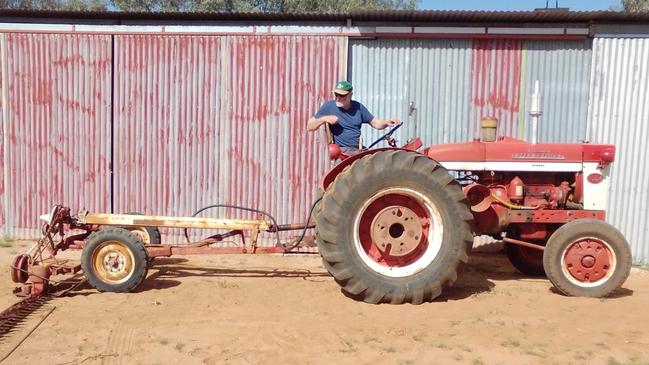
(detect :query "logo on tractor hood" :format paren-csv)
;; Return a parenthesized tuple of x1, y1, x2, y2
(512, 152, 566, 160)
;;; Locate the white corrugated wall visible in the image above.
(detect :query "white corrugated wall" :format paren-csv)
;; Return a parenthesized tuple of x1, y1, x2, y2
(588, 37, 649, 264)
(522, 40, 592, 143)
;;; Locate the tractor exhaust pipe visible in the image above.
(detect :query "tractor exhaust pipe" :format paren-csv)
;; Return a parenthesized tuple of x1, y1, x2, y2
(530, 80, 542, 145)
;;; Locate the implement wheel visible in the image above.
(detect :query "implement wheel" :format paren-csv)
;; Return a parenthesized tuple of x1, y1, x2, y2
(315, 150, 473, 304)
(123, 212, 162, 245)
(81, 227, 149, 293)
(11, 254, 30, 283)
(543, 219, 631, 297)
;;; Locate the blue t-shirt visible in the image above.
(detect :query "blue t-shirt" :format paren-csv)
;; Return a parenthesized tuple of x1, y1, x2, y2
(315, 100, 374, 148)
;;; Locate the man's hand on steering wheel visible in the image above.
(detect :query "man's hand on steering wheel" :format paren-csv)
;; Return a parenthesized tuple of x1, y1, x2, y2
(385, 118, 401, 127)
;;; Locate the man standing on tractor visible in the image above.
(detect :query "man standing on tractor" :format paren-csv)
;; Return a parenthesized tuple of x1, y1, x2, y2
(307, 80, 400, 155)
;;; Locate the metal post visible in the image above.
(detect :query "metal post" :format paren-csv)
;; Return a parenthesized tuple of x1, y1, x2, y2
(530, 80, 543, 145)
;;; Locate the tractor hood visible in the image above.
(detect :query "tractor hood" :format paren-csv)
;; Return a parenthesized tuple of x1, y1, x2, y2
(423, 137, 615, 171)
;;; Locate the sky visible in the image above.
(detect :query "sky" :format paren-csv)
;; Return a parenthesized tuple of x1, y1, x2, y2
(419, 0, 622, 11)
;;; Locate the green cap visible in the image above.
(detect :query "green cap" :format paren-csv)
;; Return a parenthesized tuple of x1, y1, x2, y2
(333, 80, 353, 95)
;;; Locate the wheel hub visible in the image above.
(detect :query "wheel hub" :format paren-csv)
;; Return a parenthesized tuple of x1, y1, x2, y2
(354, 187, 444, 278)
(104, 252, 126, 272)
(563, 239, 612, 283)
(370, 206, 423, 257)
(92, 242, 135, 284)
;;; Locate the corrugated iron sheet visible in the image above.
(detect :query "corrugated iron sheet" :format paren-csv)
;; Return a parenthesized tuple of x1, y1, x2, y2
(113, 35, 344, 243)
(588, 37, 649, 264)
(409, 39, 472, 145)
(470, 39, 522, 139)
(1, 33, 112, 238)
(352, 38, 594, 146)
(1, 34, 5, 235)
(350, 39, 410, 148)
(521, 40, 591, 143)
(351, 38, 473, 147)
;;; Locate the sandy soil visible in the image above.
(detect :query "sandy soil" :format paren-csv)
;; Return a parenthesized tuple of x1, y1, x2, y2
(1, 240, 648, 365)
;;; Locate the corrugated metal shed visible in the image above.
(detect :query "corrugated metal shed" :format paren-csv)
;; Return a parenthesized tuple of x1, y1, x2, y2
(0, 11, 648, 263)
(1, 33, 112, 238)
(351, 38, 473, 147)
(521, 39, 592, 142)
(0, 34, 5, 235)
(353, 38, 591, 146)
(113, 35, 344, 243)
(470, 38, 522, 139)
(350, 39, 410, 147)
(409, 39, 473, 144)
(588, 37, 649, 264)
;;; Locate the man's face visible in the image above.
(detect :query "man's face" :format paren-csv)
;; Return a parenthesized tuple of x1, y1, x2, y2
(334, 92, 352, 108)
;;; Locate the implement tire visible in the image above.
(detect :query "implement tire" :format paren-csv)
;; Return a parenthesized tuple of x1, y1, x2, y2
(81, 227, 149, 293)
(315, 150, 473, 304)
(123, 212, 162, 245)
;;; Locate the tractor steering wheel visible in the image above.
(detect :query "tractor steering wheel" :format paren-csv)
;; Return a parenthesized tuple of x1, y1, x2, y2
(365, 122, 403, 150)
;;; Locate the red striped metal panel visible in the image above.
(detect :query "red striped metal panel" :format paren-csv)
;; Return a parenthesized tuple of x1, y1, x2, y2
(113, 35, 225, 241)
(2, 33, 112, 238)
(1, 36, 5, 234)
(113, 35, 344, 243)
(470, 39, 522, 138)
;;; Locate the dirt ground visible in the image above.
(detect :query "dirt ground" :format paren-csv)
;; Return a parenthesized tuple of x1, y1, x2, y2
(1, 240, 648, 365)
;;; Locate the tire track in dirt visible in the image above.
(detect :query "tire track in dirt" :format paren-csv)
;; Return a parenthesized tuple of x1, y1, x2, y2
(101, 320, 135, 365)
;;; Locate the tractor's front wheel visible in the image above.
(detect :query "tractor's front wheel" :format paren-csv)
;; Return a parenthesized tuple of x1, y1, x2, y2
(543, 219, 631, 297)
(315, 150, 473, 304)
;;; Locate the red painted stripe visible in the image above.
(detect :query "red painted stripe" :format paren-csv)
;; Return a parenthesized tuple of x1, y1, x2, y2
(470, 39, 522, 140)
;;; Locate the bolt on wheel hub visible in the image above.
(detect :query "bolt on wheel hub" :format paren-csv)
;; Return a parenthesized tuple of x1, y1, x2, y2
(370, 206, 423, 257)
(581, 255, 596, 268)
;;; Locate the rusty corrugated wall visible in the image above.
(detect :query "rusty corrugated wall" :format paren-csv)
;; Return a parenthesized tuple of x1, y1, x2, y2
(1, 33, 112, 238)
(588, 37, 649, 264)
(470, 39, 523, 139)
(113, 35, 345, 243)
(112, 35, 226, 241)
(1, 34, 6, 235)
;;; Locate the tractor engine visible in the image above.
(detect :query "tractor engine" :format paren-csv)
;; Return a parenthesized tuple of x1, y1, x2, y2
(422, 136, 615, 241)
(462, 172, 574, 236)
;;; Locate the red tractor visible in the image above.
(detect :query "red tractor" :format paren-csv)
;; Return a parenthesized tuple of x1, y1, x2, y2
(315, 122, 631, 304)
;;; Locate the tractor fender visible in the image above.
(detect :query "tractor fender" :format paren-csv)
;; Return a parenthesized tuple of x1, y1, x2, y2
(319, 148, 432, 192)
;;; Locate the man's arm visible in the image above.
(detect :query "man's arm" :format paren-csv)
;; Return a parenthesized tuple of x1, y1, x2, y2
(369, 118, 400, 130)
(307, 115, 338, 131)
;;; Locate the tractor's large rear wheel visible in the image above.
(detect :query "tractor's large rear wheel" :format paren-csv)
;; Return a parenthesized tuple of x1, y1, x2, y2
(543, 219, 631, 297)
(315, 151, 473, 304)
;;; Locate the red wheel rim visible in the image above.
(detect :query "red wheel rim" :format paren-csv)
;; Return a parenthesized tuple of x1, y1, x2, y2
(562, 238, 615, 286)
(353, 187, 444, 278)
(359, 193, 429, 267)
